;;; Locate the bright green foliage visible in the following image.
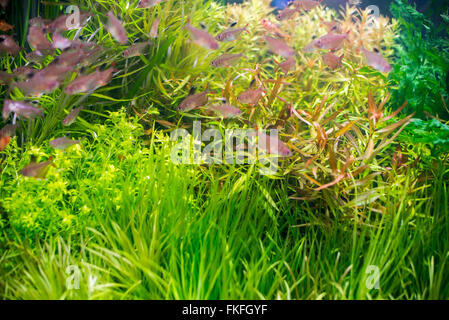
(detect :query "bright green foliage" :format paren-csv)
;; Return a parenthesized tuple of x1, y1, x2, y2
(406, 118, 449, 155)
(389, 0, 449, 119)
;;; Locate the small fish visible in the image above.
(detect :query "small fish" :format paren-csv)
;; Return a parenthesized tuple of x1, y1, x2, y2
(293, 0, 322, 11)
(25, 50, 48, 63)
(50, 137, 80, 150)
(15, 76, 60, 96)
(52, 49, 86, 67)
(0, 134, 10, 151)
(48, 12, 91, 32)
(62, 106, 83, 126)
(215, 24, 248, 42)
(52, 32, 72, 50)
(138, 0, 165, 8)
(0, 20, 14, 32)
(210, 53, 244, 67)
(0, 35, 20, 55)
(349, 0, 362, 6)
(261, 19, 289, 40)
(361, 47, 392, 73)
(28, 17, 51, 28)
(65, 67, 116, 94)
(27, 25, 53, 52)
(314, 31, 348, 51)
(0, 124, 14, 151)
(276, 56, 296, 74)
(149, 18, 160, 38)
(37, 63, 75, 83)
(20, 157, 54, 178)
(276, 7, 298, 21)
(207, 102, 242, 118)
(264, 36, 295, 58)
(13, 66, 36, 79)
(255, 131, 292, 157)
(122, 41, 150, 58)
(270, 0, 294, 9)
(185, 22, 219, 50)
(238, 85, 265, 106)
(321, 19, 343, 34)
(0, 0, 9, 9)
(322, 52, 343, 70)
(178, 87, 210, 111)
(106, 11, 128, 45)
(2, 100, 44, 120)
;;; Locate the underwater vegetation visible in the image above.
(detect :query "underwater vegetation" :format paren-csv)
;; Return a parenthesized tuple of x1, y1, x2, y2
(388, 0, 449, 156)
(0, 0, 448, 300)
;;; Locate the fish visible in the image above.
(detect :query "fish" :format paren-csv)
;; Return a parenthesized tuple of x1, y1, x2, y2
(25, 50, 48, 63)
(321, 19, 343, 34)
(52, 32, 72, 50)
(185, 22, 219, 50)
(106, 11, 128, 45)
(0, 134, 10, 151)
(48, 12, 91, 32)
(322, 52, 343, 70)
(0, 35, 20, 55)
(122, 41, 151, 58)
(62, 106, 83, 126)
(361, 47, 392, 73)
(276, 56, 296, 74)
(20, 158, 54, 178)
(28, 17, 51, 28)
(149, 18, 160, 38)
(0, 0, 8, 9)
(260, 19, 290, 40)
(27, 25, 53, 53)
(37, 63, 75, 83)
(13, 66, 37, 81)
(237, 85, 265, 106)
(270, 0, 294, 10)
(65, 66, 116, 94)
(314, 31, 348, 51)
(210, 53, 244, 67)
(14, 76, 60, 96)
(178, 87, 210, 111)
(215, 24, 248, 42)
(50, 137, 80, 150)
(207, 102, 242, 118)
(138, 0, 165, 8)
(0, 124, 14, 151)
(52, 48, 88, 67)
(349, 0, 362, 5)
(264, 36, 295, 58)
(293, 0, 322, 11)
(0, 20, 14, 32)
(2, 100, 44, 120)
(276, 7, 298, 21)
(14, 62, 73, 96)
(255, 131, 292, 157)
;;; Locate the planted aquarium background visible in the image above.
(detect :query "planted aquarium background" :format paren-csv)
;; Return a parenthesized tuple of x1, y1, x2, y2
(0, 0, 448, 300)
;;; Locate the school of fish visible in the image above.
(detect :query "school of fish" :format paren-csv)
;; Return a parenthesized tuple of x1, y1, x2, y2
(0, 0, 394, 175)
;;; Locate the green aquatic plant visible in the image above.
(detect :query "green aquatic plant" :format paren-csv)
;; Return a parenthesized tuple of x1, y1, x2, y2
(388, 0, 449, 157)
(0, 0, 411, 214)
(389, 0, 449, 119)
